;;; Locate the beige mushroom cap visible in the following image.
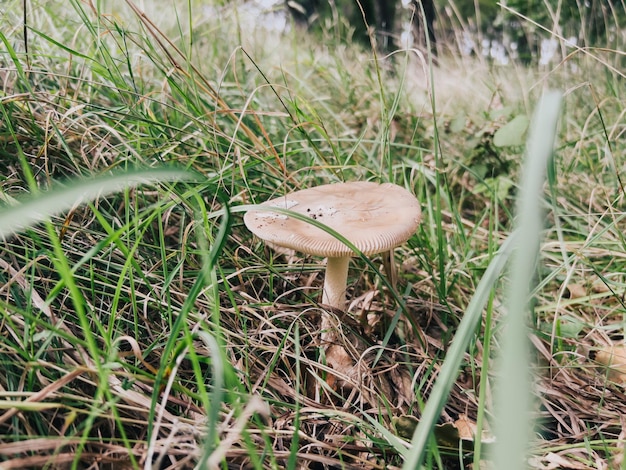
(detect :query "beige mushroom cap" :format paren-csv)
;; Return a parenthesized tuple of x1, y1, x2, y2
(244, 181, 421, 257)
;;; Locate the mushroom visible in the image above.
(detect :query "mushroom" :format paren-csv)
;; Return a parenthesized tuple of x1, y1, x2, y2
(243, 181, 421, 382)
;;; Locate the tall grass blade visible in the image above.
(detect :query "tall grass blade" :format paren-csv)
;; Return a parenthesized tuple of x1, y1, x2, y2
(146, 194, 234, 466)
(402, 90, 562, 469)
(492, 91, 562, 470)
(0, 168, 197, 240)
(401, 229, 516, 469)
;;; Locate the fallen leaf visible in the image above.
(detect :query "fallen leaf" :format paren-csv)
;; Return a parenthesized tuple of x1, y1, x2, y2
(566, 283, 586, 299)
(530, 452, 592, 470)
(324, 343, 357, 390)
(493, 114, 529, 147)
(455, 414, 479, 440)
(393, 415, 418, 439)
(392, 415, 496, 449)
(588, 344, 626, 383)
(591, 279, 610, 293)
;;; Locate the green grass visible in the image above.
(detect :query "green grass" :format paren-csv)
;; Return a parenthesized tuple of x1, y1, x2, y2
(0, 0, 625, 468)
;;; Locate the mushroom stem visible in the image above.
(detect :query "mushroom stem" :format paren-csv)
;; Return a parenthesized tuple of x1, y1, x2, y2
(322, 256, 350, 311)
(320, 256, 350, 347)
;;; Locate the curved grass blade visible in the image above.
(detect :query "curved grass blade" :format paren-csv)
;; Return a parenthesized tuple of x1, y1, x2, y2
(401, 91, 562, 469)
(492, 91, 562, 470)
(0, 168, 198, 240)
(0, 166, 196, 468)
(401, 231, 517, 468)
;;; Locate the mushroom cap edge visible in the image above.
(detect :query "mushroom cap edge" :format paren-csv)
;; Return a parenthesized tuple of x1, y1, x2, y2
(243, 181, 421, 257)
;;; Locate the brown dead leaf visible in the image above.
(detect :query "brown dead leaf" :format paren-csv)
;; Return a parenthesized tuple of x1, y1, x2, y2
(588, 344, 626, 384)
(454, 414, 496, 444)
(393, 414, 496, 449)
(566, 283, 587, 299)
(324, 344, 357, 390)
(454, 414, 479, 440)
(591, 279, 610, 293)
(529, 451, 593, 470)
(387, 364, 415, 409)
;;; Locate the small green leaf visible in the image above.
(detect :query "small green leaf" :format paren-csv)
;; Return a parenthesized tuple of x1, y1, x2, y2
(449, 114, 467, 133)
(493, 115, 530, 147)
(489, 106, 514, 120)
(538, 316, 585, 340)
(474, 176, 515, 201)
